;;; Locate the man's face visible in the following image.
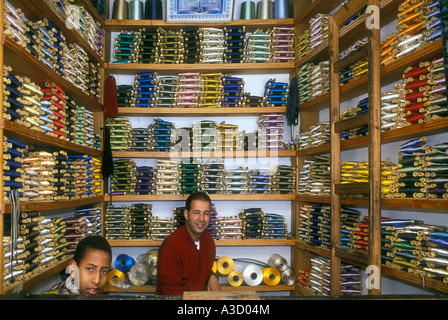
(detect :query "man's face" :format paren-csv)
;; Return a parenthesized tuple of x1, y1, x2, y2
(75, 249, 111, 295)
(184, 199, 211, 241)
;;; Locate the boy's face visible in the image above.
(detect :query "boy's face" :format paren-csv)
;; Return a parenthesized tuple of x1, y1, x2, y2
(72, 248, 111, 295)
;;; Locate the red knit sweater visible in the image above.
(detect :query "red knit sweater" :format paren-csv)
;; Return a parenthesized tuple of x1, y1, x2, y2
(155, 225, 216, 296)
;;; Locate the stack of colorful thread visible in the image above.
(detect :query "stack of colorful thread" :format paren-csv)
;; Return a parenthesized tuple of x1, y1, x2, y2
(200, 160, 225, 194)
(224, 26, 246, 63)
(179, 161, 201, 194)
(245, 29, 271, 63)
(257, 114, 285, 151)
(110, 159, 136, 195)
(178, 72, 201, 108)
(199, 73, 223, 108)
(402, 57, 446, 125)
(225, 167, 250, 194)
(155, 160, 178, 194)
(129, 203, 153, 239)
(135, 165, 157, 195)
(271, 27, 294, 63)
(298, 155, 330, 196)
(240, 208, 287, 240)
(114, 31, 138, 63)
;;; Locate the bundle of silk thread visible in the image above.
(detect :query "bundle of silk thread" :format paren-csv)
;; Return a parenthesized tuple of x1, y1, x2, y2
(270, 165, 296, 194)
(105, 203, 131, 239)
(135, 165, 157, 195)
(257, 113, 285, 151)
(217, 122, 239, 151)
(247, 168, 272, 195)
(339, 97, 369, 141)
(199, 73, 223, 108)
(380, 216, 448, 283)
(271, 27, 294, 63)
(298, 203, 363, 250)
(297, 121, 330, 150)
(380, 84, 408, 132)
(110, 159, 137, 195)
(224, 166, 249, 194)
(179, 161, 201, 194)
(64, 216, 88, 255)
(401, 57, 446, 125)
(150, 215, 174, 240)
(48, 1, 104, 57)
(239, 208, 287, 240)
(106, 117, 132, 151)
(149, 118, 175, 151)
(200, 160, 226, 195)
(155, 159, 178, 194)
(246, 29, 271, 63)
(306, 256, 363, 295)
(396, 137, 448, 199)
(381, 0, 441, 66)
(75, 206, 102, 236)
(297, 155, 330, 196)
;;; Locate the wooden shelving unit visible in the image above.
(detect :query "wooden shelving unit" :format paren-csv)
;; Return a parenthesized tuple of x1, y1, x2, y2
(294, 0, 448, 296)
(0, 0, 106, 293)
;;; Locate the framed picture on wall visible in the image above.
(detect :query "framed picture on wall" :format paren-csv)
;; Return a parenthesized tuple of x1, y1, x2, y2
(166, 0, 234, 22)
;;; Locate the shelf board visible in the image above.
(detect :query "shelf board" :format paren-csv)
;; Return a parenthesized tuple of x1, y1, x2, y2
(3, 196, 104, 214)
(117, 106, 286, 116)
(334, 112, 370, 133)
(104, 283, 294, 293)
(382, 266, 448, 294)
(2, 121, 102, 157)
(3, 37, 104, 112)
(108, 239, 295, 247)
(107, 62, 295, 75)
(105, 194, 296, 202)
(335, 183, 370, 195)
(112, 150, 296, 159)
(106, 18, 294, 32)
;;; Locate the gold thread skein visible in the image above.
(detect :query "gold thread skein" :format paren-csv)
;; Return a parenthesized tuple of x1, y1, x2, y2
(228, 270, 244, 287)
(112, 0, 128, 19)
(262, 267, 281, 286)
(216, 256, 234, 276)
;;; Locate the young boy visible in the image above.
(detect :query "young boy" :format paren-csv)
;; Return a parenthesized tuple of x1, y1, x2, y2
(52, 236, 112, 295)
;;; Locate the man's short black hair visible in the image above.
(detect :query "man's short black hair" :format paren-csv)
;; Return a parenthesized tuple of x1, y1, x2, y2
(73, 236, 112, 265)
(185, 191, 211, 211)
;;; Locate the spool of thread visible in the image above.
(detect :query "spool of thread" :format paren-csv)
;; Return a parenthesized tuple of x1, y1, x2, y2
(145, 0, 163, 20)
(242, 265, 263, 286)
(281, 266, 295, 285)
(262, 267, 281, 286)
(274, 0, 290, 19)
(108, 268, 126, 285)
(112, 0, 128, 19)
(128, 263, 150, 286)
(240, 1, 256, 19)
(216, 256, 234, 276)
(115, 254, 136, 272)
(129, 0, 144, 20)
(267, 253, 288, 272)
(228, 270, 244, 287)
(256, 0, 273, 19)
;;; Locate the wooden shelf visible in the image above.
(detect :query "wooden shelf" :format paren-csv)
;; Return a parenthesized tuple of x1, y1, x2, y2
(109, 239, 295, 247)
(3, 196, 104, 214)
(107, 62, 295, 75)
(104, 283, 294, 293)
(3, 37, 104, 112)
(105, 194, 296, 202)
(105, 18, 294, 32)
(2, 121, 102, 157)
(112, 150, 296, 159)
(117, 107, 286, 116)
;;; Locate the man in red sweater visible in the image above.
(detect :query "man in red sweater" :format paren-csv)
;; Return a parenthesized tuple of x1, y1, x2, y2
(156, 191, 220, 296)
